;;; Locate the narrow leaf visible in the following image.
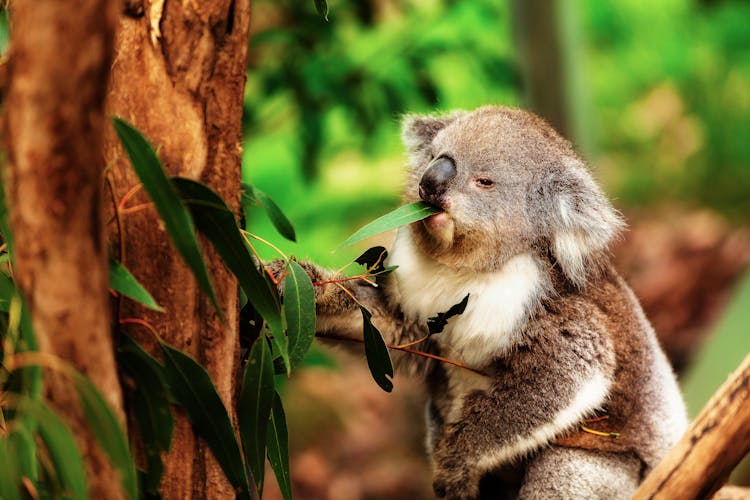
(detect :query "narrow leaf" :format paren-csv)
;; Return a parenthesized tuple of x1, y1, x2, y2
(426, 294, 470, 335)
(284, 261, 316, 368)
(314, 0, 328, 21)
(117, 336, 173, 493)
(249, 185, 296, 242)
(238, 338, 275, 495)
(360, 306, 394, 392)
(109, 258, 164, 311)
(8, 421, 38, 482)
(73, 373, 138, 500)
(111, 117, 219, 312)
(338, 201, 441, 248)
(0, 437, 22, 500)
(159, 342, 252, 499)
(16, 398, 87, 500)
(0, 272, 14, 312)
(172, 178, 283, 338)
(266, 393, 291, 500)
(0, 180, 14, 259)
(271, 332, 291, 376)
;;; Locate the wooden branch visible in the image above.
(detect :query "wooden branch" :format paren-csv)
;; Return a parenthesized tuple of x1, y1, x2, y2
(633, 354, 750, 499)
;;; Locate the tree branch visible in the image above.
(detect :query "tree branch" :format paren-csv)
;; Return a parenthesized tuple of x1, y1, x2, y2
(633, 354, 750, 499)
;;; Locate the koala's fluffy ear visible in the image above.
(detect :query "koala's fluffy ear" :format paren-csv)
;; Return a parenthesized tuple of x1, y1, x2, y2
(549, 160, 625, 287)
(401, 111, 466, 156)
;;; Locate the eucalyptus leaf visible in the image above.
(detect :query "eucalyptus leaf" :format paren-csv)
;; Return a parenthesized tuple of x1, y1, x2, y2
(8, 421, 37, 483)
(73, 373, 138, 499)
(16, 398, 87, 500)
(266, 393, 292, 500)
(0, 437, 21, 500)
(172, 178, 283, 340)
(284, 261, 316, 368)
(0, 272, 14, 312)
(159, 341, 253, 499)
(109, 258, 164, 311)
(117, 335, 173, 493)
(354, 246, 391, 275)
(238, 338, 275, 495)
(360, 306, 394, 392)
(314, 0, 329, 21)
(426, 294, 470, 335)
(271, 331, 291, 376)
(111, 117, 219, 312)
(242, 183, 296, 242)
(338, 201, 441, 248)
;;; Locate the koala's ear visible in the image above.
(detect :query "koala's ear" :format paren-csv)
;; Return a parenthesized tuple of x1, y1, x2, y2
(401, 111, 465, 156)
(549, 160, 625, 287)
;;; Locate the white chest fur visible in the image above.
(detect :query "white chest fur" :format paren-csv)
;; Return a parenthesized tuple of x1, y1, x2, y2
(386, 228, 544, 368)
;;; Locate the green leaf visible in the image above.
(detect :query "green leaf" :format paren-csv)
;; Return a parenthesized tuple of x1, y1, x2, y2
(111, 117, 219, 312)
(238, 338, 275, 495)
(266, 393, 291, 500)
(0, 436, 22, 500)
(242, 184, 296, 242)
(8, 421, 38, 483)
(284, 261, 316, 368)
(360, 306, 394, 392)
(338, 201, 441, 248)
(72, 373, 138, 500)
(0, 179, 14, 260)
(271, 331, 291, 376)
(426, 294, 470, 335)
(159, 341, 253, 499)
(117, 335, 173, 494)
(16, 398, 88, 500)
(172, 178, 283, 338)
(314, 0, 329, 21)
(109, 258, 164, 311)
(0, 272, 14, 312)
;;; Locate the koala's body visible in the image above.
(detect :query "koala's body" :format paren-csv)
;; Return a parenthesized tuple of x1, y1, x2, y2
(290, 106, 687, 499)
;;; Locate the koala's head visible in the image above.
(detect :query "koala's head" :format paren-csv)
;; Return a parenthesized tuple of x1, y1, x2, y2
(401, 106, 624, 286)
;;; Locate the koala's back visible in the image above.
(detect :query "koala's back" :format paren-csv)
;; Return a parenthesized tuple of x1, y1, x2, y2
(553, 267, 687, 469)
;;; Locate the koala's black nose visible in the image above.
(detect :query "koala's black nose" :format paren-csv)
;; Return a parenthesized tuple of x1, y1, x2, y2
(419, 156, 456, 206)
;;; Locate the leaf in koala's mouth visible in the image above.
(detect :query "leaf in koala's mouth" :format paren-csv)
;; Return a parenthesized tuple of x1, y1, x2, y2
(337, 201, 442, 249)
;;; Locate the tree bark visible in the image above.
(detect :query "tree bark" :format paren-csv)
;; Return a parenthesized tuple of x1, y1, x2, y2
(634, 354, 750, 499)
(2, 0, 124, 498)
(103, 1, 252, 497)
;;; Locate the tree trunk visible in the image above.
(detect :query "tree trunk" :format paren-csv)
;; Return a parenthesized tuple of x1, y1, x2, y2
(2, 0, 124, 498)
(103, 1, 252, 497)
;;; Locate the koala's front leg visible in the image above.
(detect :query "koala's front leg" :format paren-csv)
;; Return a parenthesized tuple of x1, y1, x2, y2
(266, 260, 424, 351)
(431, 327, 615, 499)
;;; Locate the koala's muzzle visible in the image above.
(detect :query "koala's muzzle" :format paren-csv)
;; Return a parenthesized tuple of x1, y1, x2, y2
(419, 156, 456, 208)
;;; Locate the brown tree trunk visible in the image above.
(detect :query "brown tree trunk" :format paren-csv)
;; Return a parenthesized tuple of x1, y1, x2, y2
(2, 0, 124, 498)
(103, 1, 252, 497)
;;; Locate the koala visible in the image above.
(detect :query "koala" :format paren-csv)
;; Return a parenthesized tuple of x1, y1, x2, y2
(274, 106, 687, 499)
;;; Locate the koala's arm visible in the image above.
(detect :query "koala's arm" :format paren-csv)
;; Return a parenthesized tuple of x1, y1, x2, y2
(267, 261, 429, 369)
(432, 314, 616, 499)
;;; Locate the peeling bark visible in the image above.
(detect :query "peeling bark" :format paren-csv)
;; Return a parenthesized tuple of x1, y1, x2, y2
(103, 1, 252, 497)
(2, 0, 124, 498)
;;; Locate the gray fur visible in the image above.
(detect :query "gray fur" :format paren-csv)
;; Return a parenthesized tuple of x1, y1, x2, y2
(270, 106, 686, 499)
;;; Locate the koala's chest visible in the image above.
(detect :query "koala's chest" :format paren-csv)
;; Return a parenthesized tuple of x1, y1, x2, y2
(387, 230, 544, 367)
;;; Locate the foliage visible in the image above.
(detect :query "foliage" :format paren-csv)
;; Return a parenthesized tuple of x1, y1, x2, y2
(0, 120, 442, 498)
(244, 0, 519, 179)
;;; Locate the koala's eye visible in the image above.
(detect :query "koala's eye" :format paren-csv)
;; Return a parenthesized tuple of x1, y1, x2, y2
(474, 178, 495, 189)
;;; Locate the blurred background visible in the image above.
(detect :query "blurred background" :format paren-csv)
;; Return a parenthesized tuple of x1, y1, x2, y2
(241, 0, 750, 497)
